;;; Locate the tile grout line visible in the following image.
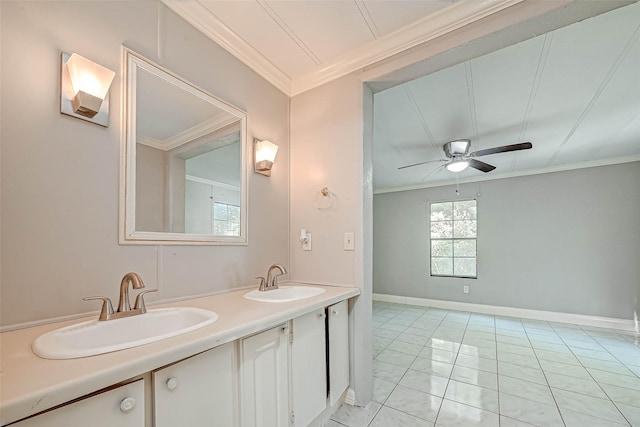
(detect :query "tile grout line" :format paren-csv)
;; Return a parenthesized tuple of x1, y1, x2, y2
(369, 302, 640, 427)
(554, 324, 634, 426)
(368, 303, 404, 426)
(403, 306, 449, 425)
(372, 304, 445, 425)
(432, 310, 472, 425)
(397, 305, 453, 424)
(581, 324, 640, 381)
(494, 315, 501, 426)
(522, 317, 568, 426)
(542, 326, 638, 424)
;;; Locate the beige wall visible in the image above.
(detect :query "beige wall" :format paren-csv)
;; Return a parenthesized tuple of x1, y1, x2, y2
(136, 144, 166, 232)
(289, 75, 364, 286)
(290, 74, 373, 404)
(0, 1, 289, 327)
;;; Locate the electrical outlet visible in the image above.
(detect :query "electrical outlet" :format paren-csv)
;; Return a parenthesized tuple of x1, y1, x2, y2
(463, 285, 469, 294)
(344, 232, 354, 251)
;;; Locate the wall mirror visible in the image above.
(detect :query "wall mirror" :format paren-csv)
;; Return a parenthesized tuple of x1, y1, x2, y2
(120, 48, 247, 244)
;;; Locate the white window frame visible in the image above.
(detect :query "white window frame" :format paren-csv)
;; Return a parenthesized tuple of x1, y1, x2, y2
(429, 199, 477, 279)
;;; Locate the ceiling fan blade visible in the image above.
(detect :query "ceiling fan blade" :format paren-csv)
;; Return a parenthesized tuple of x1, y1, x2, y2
(470, 142, 532, 157)
(398, 159, 447, 170)
(468, 159, 496, 173)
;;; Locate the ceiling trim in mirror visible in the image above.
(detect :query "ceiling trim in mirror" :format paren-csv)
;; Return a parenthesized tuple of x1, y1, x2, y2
(119, 47, 248, 245)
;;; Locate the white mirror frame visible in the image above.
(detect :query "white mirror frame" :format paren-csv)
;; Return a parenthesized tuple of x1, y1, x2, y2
(119, 47, 248, 245)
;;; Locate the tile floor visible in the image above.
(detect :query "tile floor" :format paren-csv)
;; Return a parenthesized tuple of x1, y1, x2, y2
(329, 301, 640, 427)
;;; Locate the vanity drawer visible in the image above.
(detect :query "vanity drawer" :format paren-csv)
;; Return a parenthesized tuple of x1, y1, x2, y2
(7, 379, 144, 427)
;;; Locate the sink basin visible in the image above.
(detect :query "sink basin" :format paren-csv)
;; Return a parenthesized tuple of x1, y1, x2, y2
(32, 307, 218, 359)
(244, 286, 325, 303)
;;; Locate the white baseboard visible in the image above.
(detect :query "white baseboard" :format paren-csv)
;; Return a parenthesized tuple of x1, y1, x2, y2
(373, 293, 638, 333)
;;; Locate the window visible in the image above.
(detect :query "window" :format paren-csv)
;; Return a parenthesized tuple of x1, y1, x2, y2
(430, 199, 477, 278)
(213, 202, 240, 236)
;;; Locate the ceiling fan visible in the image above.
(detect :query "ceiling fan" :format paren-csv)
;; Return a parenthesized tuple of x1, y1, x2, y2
(398, 139, 532, 173)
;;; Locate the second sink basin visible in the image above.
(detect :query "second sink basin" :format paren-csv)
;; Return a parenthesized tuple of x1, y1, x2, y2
(32, 307, 219, 359)
(244, 286, 325, 303)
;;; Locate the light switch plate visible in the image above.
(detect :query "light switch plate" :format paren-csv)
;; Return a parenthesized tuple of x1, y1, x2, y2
(344, 232, 354, 251)
(463, 285, 469, 294)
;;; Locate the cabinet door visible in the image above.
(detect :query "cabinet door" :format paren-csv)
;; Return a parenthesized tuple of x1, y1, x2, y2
(153, 342, 237, 427)
(240, 325, 289, 427)
(11, 379, 144, 427)
(291, 308, 327, 427)
(328, 300, 349, 406)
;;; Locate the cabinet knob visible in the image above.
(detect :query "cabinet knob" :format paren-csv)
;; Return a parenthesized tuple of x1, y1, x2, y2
(332, 310, 338, 315)
(120, 397, 136, 412)
(166, 377, 179, 391)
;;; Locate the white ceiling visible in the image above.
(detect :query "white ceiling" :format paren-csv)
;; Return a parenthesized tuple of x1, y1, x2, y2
(162, 0, 640, 192)
(162, 0, 526, 95)
(373, 2, 640, 191)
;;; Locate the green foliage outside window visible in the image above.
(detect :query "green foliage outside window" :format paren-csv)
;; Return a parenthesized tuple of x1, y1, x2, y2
(213, 202, 240, 236)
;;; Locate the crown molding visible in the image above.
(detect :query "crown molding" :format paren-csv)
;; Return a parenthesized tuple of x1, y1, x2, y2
(161, 0, 292, 95)
(162, 0, 524, 97)
(374, 154, 640, 194)
(137, 115, 238, 151)
(136, 135, 165, 150)
(186, 175, 240, 191)
(290, 0, 525, 95)
(164, 115, 238, 151)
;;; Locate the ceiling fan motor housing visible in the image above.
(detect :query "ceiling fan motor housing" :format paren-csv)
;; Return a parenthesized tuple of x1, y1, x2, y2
(444, 139, 471, 157)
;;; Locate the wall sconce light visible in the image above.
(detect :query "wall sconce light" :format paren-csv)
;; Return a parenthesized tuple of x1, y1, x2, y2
(254, 139, 279, 176)
(60, 52, 116, 127)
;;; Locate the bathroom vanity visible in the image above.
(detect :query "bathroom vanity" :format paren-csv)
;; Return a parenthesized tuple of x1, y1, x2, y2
(0, 284, 359, 426)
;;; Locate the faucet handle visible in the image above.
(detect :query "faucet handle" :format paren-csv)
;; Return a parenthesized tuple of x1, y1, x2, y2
(133, 289, 158, 312)
(83, 296, 115, 321)
(255, 276, 266, 291)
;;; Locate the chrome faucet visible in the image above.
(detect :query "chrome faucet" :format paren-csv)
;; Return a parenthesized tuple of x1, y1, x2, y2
(257, 264, 287, 291)
(83, 272, 157, 321)
(118, 272, 145, 312)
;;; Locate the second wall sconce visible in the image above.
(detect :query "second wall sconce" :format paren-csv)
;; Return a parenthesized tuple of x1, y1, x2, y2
(60, 52, 116, 127)
(254, 139, 279, 176)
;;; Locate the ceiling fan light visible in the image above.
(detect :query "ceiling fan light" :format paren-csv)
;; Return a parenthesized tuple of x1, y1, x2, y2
(446, 160, 469, 172)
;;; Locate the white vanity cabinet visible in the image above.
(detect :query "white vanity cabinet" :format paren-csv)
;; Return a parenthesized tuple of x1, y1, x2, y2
(240, 324, 289, 427)
(9, 379, 144, 427)
(240, 305, 350, 427)
(153, 342, 237, 427)
(0, 289, 358, 427)
(291, 308, 327, 427)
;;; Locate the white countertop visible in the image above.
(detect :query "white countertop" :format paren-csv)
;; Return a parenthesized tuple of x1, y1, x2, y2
(0, 283, 360, 425)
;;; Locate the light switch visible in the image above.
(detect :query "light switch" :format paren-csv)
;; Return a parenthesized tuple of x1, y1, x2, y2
(344, 232, 354, 251)
(303, 232, 312, 251)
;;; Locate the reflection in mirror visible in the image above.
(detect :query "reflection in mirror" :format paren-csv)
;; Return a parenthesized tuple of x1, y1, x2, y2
(121, 48, 247, 244)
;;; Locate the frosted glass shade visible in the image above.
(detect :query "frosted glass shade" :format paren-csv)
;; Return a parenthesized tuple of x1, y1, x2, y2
(66, 53, 115, 100)
(446, 160, 469, 172)
(60, 52, 115, 126)
(254, 139, 279, 176)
